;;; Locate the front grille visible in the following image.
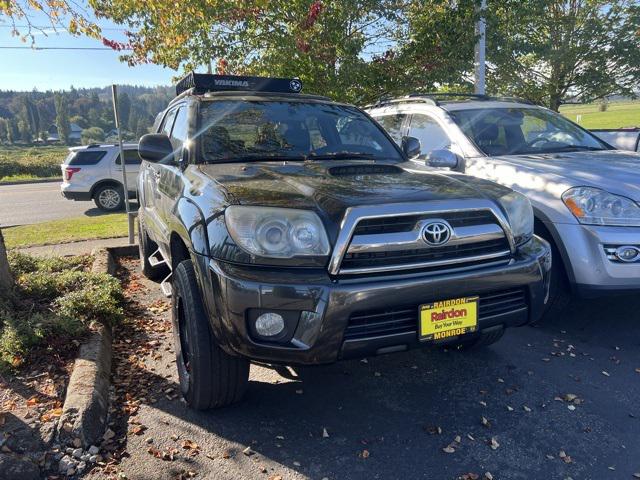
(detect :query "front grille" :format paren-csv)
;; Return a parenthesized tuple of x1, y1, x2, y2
(344, 289, 527, 341)
(341, 238, 510, 270)
(353, 210, 498, 236)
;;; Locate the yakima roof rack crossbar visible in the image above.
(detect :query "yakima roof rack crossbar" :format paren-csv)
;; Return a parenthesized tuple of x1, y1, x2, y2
(175, 73, 303, 96)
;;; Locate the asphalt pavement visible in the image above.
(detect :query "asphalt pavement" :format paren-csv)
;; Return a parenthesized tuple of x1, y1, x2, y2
(89, 258, 640, 480)
(0, 181, 93, 227)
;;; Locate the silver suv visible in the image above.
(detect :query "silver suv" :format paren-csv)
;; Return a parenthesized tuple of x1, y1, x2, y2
(60, 143, 140, 211)
(367, 94, 640, 316)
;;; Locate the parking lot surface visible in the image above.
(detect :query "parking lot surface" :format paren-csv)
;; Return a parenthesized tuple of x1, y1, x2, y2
(90, 258, 640, 480)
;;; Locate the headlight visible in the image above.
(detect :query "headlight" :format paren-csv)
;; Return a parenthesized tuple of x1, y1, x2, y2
(498, 191, 534, 246)
(225, 206, 330, 258)
(562, 187, 640, 227)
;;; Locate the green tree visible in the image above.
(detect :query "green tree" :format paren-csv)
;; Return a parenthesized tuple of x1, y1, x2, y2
(0, 118, 8, 143)
(54, 92, 71, 145)
(117, 91, 131, 129)
(70, 115, 89, 129)
(486, 0, 640, 110)
(22, 96, 40, 139)
(81, 126, 106, 144)
(18, 119, 31, 142)
(7, 118, 19, 144)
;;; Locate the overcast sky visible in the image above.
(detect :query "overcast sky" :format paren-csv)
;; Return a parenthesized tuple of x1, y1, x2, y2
(0, 12, 176, 91)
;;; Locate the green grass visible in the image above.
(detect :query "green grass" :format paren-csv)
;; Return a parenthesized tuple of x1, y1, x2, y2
(3, 213, 129, 248)
(560, 100, 640, 129)
(1, 252, 123, 369)
(0, 145, 69, 183)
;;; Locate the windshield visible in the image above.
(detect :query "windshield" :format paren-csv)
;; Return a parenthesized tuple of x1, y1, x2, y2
(198, 101, 402, 162)
(449, 107, 610, 156)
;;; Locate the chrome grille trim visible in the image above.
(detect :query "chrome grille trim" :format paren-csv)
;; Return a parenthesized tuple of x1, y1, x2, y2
(329, 200, 514, 276)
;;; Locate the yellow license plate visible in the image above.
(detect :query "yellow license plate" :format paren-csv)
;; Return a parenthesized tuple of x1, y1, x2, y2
(419, 296, 479, 341)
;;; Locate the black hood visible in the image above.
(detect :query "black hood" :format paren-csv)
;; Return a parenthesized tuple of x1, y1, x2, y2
(196, 160, 511, 227)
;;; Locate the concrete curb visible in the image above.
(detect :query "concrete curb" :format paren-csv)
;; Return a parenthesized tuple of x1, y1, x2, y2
(57, 247, 118, 448)
(0, 178, 60, 187)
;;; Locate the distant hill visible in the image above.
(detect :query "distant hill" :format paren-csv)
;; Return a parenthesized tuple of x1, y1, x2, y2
(0, 85, 173, 144)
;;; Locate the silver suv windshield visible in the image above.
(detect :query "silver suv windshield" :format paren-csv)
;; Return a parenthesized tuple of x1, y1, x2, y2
(449, 107, 610, 156)
(198, 100, 402, 162)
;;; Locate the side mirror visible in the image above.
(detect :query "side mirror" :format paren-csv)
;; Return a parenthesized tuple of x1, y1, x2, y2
(138, 133, 174, 163)
(401, 136, 421, 159)
(425, 149, 460, 169)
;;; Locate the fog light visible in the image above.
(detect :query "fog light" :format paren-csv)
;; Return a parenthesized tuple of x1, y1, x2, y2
(615, 246, 640, 263)
(255, 312, 285, 337)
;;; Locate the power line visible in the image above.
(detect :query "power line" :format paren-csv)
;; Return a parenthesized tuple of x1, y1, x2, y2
(0, 46, 131, 50)
(0, 24, 127, 31)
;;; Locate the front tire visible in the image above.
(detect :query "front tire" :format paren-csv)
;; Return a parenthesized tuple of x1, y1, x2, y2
(172, 260, 249, 409)
(533, 236, 571, 325)
(93, 184, 124, 211)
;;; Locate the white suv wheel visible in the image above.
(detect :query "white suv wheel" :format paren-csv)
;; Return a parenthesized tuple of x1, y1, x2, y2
(95, 186, 123, 211)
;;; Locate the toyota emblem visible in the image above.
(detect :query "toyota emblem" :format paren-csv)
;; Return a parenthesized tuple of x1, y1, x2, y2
(422, 221, 452, 246)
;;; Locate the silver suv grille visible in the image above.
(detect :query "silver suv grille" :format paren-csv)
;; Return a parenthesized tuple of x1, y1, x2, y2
(329, 200, 515, 276)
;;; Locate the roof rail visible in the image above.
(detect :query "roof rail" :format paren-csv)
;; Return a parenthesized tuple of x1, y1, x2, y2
(366, 92, 536, 108)
(175, 72, 303, 96)
(364, 95, 438, 109)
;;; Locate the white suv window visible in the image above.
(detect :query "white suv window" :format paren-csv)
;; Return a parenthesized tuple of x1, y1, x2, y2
(407, 114, 451, 155)
(374, 114, 406, 146)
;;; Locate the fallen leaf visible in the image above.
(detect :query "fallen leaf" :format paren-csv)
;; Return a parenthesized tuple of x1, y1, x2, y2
(360, 449, 370, 459)
(489, 437, 500, 450)
(322, 428, 330, 438)
(506, 405, 514, 412)
(523, 405, 532, 412)
(242, 446, 255, 456)
(130, 425, 147, 435)
(481, 416, 491, 428)
(442, 445, 456, 454)
(182, 440, 199, 450)
(424, 425, 442, 435)
(602, 371, 610, 377)
(484, 473, 494, 480)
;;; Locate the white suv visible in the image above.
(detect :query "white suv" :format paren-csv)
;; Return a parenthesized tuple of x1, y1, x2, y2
(60, 143, 140, 211)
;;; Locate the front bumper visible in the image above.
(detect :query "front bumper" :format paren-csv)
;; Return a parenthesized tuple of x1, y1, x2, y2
(197, 236, 551, 365)
(553, 223, 640, 297)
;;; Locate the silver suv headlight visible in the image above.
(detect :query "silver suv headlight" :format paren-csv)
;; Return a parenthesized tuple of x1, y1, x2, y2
(562, 187, 640, 227)
(225, 206, 331, 258)
(498, 191, 534, 246)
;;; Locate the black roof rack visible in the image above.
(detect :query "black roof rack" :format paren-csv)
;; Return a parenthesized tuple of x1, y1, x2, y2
(366, 92, 535, 109)
(175, 73, 303, 96)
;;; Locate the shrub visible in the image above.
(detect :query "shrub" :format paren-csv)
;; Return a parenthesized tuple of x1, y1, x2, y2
(0, 253, 123, 369)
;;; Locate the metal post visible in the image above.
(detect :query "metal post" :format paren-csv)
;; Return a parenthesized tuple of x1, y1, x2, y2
(111, 85, 134, 245)
(474, 0, 487, 95)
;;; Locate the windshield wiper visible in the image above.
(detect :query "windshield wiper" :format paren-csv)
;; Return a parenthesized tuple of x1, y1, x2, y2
(306, 152, 377, 160)
(542, 145, 605, 153)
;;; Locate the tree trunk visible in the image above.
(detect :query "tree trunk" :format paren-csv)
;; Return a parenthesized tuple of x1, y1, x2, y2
(0, 228, 13, 293)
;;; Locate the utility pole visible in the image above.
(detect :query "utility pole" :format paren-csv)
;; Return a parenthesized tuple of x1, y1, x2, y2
(111, 85, 135, 245)
(474, 0, 487, 95)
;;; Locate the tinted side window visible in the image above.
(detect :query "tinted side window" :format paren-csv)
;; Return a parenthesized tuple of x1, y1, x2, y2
(160, 108, 177, 135)
(408, 114, 451, 154)
(115, 150, 141, 165)
(374, 114, 406, 145)
(171, 107, 189, 147)
(68, 150, 107, 165)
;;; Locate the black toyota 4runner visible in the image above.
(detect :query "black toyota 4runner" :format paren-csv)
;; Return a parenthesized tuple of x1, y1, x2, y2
(137, 73, 552, 409)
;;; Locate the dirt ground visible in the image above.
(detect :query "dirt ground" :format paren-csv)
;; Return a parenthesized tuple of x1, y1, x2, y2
(86, 256, 640, 480)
